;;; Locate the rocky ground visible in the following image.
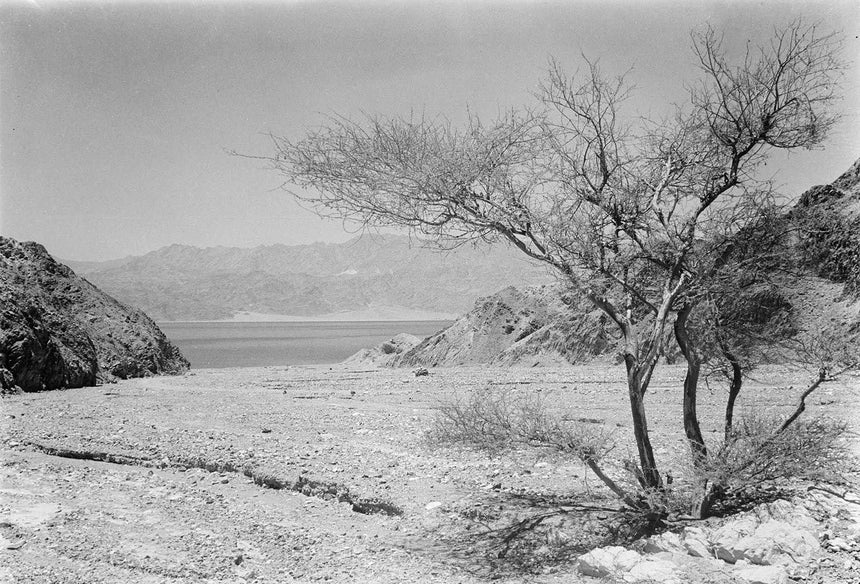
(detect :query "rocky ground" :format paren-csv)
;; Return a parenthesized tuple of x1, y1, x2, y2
(1, 364, 859, 583)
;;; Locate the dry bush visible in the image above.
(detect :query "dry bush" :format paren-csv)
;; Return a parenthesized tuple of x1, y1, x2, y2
(429, 386, 615, 463)
(697, 413, 848, 500)
(429, 387, 652, 510)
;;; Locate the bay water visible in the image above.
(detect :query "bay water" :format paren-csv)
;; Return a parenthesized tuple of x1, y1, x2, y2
(158, 321, 449, 369)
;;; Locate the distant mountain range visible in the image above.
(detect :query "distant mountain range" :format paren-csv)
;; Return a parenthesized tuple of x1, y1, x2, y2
(67, 235, 552, 321)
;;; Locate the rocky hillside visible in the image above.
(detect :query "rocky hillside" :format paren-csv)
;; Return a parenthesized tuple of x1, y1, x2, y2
(0, 237, 189, 392)
(357, 159, 860, 368)
(388, 285, 613, 367)
(68, 235, 551, 321)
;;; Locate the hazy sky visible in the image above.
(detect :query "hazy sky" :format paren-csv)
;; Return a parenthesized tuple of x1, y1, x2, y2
(2, 0, 858, 261)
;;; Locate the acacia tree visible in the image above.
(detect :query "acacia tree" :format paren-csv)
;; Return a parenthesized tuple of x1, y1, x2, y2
(267, 22, 845, 516)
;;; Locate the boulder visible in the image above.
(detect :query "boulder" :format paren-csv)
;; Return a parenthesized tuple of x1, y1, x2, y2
(734, 564, 789, 584)
(625, 558, 682, 583)
(640, 531, 685, 554)
(708, 501, 820, 566)
(681, 526, 712, 558)
(578, 547, 684, 583)
(577, 546, 642, 578)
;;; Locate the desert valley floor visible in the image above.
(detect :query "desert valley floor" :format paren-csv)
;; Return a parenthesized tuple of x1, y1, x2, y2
(2, 365, 859, 583)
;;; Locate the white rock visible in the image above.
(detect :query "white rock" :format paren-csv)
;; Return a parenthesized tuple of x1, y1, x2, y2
(624, 558, 681, 583)
(709, 501, 820, 566)
(641, 531, 684, 554)
(734, 564, 789, 584)
(827, 536, 852, 551)
(739, 521, 818, 565)
(424, 501, 442, 510)
(577, 546, 642, 578)
(682, 527, 712, 558)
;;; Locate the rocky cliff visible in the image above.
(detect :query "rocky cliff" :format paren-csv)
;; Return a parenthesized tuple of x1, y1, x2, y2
(0, 237, 189, 392)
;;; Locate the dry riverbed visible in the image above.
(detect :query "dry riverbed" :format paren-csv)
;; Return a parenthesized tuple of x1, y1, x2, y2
(1, 365, 859, 583)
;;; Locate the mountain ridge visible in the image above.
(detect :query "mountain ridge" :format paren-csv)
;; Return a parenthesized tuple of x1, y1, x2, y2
(71, 234, 552, 321)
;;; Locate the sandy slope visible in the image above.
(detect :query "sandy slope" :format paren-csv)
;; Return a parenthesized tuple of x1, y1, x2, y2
(2, 365, 858, 583)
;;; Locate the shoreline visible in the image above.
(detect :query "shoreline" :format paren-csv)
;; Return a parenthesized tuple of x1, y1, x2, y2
(156, 309, 456, 324)
(157, 317, 454, 325)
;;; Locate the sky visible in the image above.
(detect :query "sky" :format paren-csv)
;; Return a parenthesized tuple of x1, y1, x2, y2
(1, 0, 858, 261)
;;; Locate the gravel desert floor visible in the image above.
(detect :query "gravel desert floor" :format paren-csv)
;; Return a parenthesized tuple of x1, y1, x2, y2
(2, 364, 859, 583)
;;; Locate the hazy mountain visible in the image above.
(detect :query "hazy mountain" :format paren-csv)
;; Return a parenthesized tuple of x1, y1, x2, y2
(68, 235, 552, 321)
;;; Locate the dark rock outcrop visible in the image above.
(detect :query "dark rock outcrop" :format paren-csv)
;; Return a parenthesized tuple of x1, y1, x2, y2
(0, 237, 189, 392)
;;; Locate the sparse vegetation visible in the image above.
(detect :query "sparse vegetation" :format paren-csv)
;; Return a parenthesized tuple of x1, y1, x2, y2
(430, 388, 626, 503)
(699, 414, 849, 501)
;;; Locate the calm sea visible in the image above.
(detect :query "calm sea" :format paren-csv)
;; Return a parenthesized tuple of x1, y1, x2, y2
(158, 321, 449, 369)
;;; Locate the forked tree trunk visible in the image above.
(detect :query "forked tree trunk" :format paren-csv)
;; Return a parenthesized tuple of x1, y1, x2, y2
(674, 305, 713, 518)
(719, 342, 743, 441)
(674, 306, 708, 461)
(624, 357, 663, 490)
(586, 288, 665, 493)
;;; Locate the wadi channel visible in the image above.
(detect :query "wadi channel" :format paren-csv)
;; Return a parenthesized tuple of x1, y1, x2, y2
(2, 364, 859, 583)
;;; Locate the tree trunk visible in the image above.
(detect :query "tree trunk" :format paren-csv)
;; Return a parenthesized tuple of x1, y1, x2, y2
(585, 288, 664, 492)
(720, 343, 743, 441)
(674, 305, 714, 518)
(673, 306, 707, 463)
(689, 480, 717, 519)
(625, 358, 663, 490)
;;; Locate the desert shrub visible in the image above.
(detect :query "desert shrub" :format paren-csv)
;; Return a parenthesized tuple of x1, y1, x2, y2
(429, 387, 654, 511)
(430, 386, 615, 463)
(697, 413, 848, 500)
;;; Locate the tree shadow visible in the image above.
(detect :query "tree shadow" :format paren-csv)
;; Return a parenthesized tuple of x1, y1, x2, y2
(706, 484, 797, 518)
(421, 489, 659, 579)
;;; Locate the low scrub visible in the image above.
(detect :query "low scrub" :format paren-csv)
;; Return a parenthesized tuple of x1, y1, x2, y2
(431, 388, 851, 519)
(696, 413, 848, 507)
(430, 386, 615, 462)
(431, 387, 647, 511)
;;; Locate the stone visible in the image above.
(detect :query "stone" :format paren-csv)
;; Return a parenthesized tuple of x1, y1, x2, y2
(710, 501, 820, 565)
(641, 531, 685, 554)
(682, 527, 712, 558)
(424, 501, 442, 511)
(827, 537, 852, 552)
(577, 546, 642, 578)
(734, 564, 789, 584)
(624, 558, 681, 583)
